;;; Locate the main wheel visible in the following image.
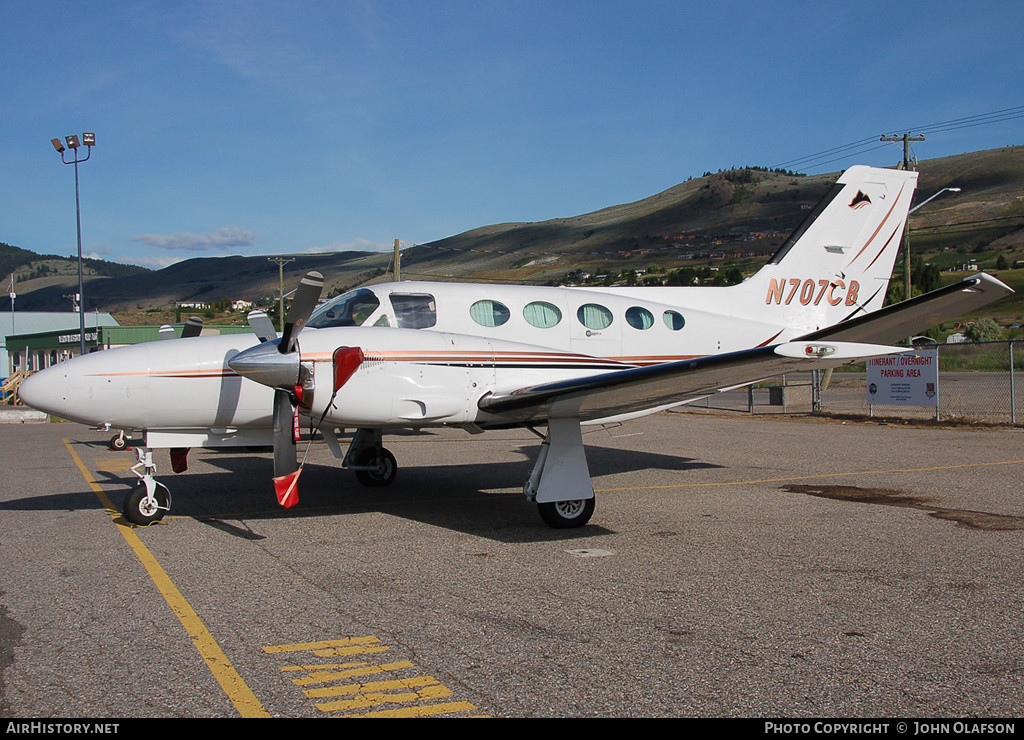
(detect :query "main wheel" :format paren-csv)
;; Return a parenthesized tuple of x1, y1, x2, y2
(123, 483, 170, 526)
(353, 447, 398, 487)
(537, 498, 595, 529)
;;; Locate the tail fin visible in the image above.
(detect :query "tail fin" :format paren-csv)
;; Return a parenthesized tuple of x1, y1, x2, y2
(737, 165, 918, 334)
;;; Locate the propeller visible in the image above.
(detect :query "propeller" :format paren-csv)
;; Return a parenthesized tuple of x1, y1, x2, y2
(180, 316, 204, 338)
(157, 316, 202, 340)
(231, 271, 363, 508)
(228, 271, 324, 507)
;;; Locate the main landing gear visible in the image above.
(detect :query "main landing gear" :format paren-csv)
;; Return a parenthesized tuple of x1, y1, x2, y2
(522, 417, 596, 529)
(336, 428, 398, 487)
(332, 423, 596, 528)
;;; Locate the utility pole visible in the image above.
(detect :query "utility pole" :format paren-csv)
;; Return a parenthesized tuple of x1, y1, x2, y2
(881, 132, 925, 300)
(393, 239, 401, 282)
(880, 132, 925, 170)
(8, 273, 14, 338)
(268, 257, 294, 331)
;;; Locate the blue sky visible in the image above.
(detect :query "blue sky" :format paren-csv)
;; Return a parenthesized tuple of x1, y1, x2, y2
(2, 1, 1021, 269)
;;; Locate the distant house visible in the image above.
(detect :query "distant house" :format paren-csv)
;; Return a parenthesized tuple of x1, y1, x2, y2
(231, 299, 253, 312)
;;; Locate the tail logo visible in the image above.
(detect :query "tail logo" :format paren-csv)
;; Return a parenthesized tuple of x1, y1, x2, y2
(849, 191, 872, 209)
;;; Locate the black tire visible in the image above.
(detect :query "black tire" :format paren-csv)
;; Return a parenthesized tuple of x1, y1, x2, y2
(538, 498, 595, 529)
(110, 434, 127, 451)
(353, 447, 398, 487)
(123, 483, 169, 525)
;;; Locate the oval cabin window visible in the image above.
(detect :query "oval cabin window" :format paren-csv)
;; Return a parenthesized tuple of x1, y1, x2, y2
(523, 301, 562, 328)
(625, 306, 654, 330)
(470, 300, 511, 327)
(577, 303, 613, 330)
(663, 310, 685, 331)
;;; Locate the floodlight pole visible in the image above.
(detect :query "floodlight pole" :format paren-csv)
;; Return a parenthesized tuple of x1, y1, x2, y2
(52, 133, 95, 357)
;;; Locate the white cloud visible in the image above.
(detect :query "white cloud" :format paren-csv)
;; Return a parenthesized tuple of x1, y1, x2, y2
(132, 227, 258, 252)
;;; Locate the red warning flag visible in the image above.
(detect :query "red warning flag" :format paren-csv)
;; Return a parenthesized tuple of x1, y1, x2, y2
(273, 468, 302, 509)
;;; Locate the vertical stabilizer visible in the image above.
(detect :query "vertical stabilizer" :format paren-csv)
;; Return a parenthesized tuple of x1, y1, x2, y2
(736, 166, 918, 334)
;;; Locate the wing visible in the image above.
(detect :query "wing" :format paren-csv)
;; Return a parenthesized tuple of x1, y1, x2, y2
(478, 273, 1014, 426)
(479, 340, 901, 424)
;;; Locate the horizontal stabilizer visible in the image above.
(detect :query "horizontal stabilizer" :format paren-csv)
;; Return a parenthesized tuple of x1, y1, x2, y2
(797, 273, 1013, 345)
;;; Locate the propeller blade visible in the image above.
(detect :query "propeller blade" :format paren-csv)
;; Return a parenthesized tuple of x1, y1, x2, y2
(246, 310, 278, 342)
(279, 271, 324, 354)
(272, 388, 298, 480)
(158, 325, 175, 340)
(180, 316, 204, 338)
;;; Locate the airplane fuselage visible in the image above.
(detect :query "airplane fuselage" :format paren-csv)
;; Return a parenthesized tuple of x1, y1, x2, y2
(19, 278, 789, 443)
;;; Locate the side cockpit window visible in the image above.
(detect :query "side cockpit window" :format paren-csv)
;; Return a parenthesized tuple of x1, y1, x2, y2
(308, 289, 381, 329)
(390, 293, 437, 329)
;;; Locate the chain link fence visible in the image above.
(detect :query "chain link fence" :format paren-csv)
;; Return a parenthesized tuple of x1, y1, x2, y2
(678, 340, 1024, 426)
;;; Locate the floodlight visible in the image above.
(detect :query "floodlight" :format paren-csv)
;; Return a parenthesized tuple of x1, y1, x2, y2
(82, 132, 95, 146)
(51, 138, 65, 153)
(65, 135, 80, 149)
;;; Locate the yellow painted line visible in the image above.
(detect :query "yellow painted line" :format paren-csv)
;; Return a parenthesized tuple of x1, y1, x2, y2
(63, 439, 271, 718)
(596, 459, 1024, 493)
(292, 661, 415, 686)
(94, 459, 135, 473)
(343, 701, 481, 718)
(315, 682, 453, 712)
(304, 675, 440, 699)
(264, 636, 382, 653)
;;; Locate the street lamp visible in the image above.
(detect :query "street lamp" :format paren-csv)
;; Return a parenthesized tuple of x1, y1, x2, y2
(903, 186, 961, 300)
(51, 132, 95, 357)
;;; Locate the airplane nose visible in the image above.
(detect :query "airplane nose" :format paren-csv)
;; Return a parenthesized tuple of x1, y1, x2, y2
(17, 367, 67, 418)
(228, 340, 300, 391)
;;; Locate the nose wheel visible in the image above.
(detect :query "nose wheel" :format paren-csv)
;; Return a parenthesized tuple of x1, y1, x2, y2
(122, 447, 171, 526)
(123, 482, 170, 526)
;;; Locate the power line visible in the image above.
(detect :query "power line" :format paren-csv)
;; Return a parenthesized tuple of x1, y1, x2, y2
(772, 105, 1024, 172)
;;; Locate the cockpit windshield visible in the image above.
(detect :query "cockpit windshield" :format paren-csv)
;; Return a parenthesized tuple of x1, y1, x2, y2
(308, 289, 381, 329)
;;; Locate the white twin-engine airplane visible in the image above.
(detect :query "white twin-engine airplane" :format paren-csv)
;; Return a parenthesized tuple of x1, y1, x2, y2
(18, 165, 1013, 528)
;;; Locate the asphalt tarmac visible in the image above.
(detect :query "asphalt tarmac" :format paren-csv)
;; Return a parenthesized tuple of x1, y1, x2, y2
(1, 412, 1022, 718)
